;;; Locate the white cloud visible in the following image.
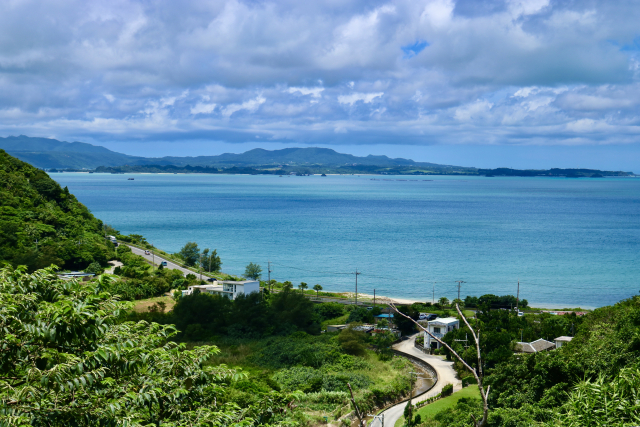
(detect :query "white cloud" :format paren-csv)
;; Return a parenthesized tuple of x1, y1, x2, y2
(222, 95, 266, 117)
(287, 87, 324, 99)
(0, 0, 638, 159)
(338, 92, 384, 106)
(191, 102, 217, 115)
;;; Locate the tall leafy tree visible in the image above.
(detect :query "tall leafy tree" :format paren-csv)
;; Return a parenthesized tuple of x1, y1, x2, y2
(299, 282, 308, 294)
(200, 248, 222, 272)
(313, 284, 323, 299)
(178, 242, 200, 266)
(244, 262, 262, 280)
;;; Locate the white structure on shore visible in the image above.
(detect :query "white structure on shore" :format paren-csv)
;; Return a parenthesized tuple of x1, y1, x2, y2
(424, 317, 460, 350)
(181, 280, 259, 300)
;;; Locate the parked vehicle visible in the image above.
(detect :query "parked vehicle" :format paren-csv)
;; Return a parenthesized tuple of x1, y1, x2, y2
(419, 313, 438, 321)
(161, 261, 167, 267)
(144, 250, 150, 255)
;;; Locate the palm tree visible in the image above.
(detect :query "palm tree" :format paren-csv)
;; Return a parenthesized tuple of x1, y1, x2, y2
(299, 282, 308, 295)
(438, 297, 450, 308)
(313, 284, 323, 299)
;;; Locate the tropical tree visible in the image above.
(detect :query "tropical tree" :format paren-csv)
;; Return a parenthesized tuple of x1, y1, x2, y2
(299, 282, 308, 295)
(200, 248, 222, 272)
(0, 266, 250, 425)
(244, 262, 262, 280)
(282, 281, 293, 291)
(438, 296, 450, 308)
(178, 241, 200, 266)
(313, 284, 323, 299)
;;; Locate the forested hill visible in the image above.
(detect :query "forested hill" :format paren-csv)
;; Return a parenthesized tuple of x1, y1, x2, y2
(0, 135, 457, 170)
(0, 149, 113, 271)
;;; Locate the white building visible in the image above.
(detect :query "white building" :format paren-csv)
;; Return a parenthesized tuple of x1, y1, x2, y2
(424, 317, 460, 350)
(554, 336, 573, 349)
(182, 280, 259, 300)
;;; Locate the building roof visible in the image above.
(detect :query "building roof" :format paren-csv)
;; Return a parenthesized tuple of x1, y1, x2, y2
(220, 280, 259, 285)
(375, 314, 394, 318)
(554, 336, 573, 342)
(57, 272, 95, 277)
(515, 339, 555, 353)
(428, 317, 459, 325)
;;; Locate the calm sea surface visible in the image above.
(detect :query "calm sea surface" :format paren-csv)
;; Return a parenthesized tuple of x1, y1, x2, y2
(50, 173, 640, 309)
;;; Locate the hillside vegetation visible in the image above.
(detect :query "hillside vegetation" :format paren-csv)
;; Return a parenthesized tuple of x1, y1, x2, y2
(0, 149, 113, 271)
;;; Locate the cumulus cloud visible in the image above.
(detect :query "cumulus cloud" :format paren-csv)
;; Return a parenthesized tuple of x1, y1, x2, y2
(0, 0, 638, 155)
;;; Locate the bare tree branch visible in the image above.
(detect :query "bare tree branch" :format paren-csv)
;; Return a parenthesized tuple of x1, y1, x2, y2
(347, 382, 366, 427)
(389, 303, 490, 427)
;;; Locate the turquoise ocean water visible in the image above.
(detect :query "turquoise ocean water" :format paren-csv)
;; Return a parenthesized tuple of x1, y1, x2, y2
(50, 173, 640, 308)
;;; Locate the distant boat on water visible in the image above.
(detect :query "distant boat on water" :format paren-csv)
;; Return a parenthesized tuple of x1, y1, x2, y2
(128, 178, 134, 180)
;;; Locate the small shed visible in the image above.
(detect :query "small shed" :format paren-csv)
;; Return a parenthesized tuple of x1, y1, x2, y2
(554, 336, 573, 349)
(327, 324, 347, 332)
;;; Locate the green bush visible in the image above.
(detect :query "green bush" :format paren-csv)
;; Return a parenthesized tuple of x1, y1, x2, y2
(461, 375, 476, 387)
(441, 383, 454, 397)
(84, 261, 103, 274)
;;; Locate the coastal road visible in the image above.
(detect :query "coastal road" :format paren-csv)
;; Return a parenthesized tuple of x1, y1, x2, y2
(125, 244, 211, 280)
(370, 335, 461, 427)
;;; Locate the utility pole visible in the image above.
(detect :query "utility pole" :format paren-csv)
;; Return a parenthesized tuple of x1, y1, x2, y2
(432, 282, 435, 305)
(516, 279, 520, 312)
(456, 280, 465, 301)
(152, 248, 155, 271)
(199, 254, 202, 282)
(34, 239, 39, 251)
(373, 289, 376, 307)
(268, 261, 272, 287)
(454, 333, 469, 349)
(354, 268, 360, 306)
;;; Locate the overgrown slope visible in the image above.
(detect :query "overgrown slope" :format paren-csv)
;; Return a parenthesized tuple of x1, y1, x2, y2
(0, 149, 113, 270)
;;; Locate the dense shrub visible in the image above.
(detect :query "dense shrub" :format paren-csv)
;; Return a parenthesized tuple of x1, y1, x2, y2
(441, 383, 454, 397)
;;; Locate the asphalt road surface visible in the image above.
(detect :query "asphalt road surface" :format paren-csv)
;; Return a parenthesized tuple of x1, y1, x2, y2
(125, 245, 212, 280)
(370, 335, 461, 427)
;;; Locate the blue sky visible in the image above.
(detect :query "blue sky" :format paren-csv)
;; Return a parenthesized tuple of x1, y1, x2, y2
(1, 0, 640, 171)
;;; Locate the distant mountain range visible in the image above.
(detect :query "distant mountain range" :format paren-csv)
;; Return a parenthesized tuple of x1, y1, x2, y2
(0, 135, 455, 169)
(0, 135, 634, 176)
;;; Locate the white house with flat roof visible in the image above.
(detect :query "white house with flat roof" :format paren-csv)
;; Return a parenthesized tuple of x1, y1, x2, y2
(424, 317, 460, 350)
(182, 280, 259, 300)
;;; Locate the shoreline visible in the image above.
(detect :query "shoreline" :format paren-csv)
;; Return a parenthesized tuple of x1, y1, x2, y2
(335, 291, 595, 311)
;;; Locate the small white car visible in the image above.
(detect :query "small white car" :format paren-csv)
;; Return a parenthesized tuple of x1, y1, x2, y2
(144, 250, 151, 255)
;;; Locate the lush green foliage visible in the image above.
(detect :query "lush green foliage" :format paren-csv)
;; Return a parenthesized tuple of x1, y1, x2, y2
(464, 294, 528, 309)
(421, 296, 640, 427)
(0, 150, 113, 271)
(178, 242, 200, 266)
(0, 266, 261, 426)
(201, 248, 222, 272)
(107, 245, 185, 301)
(244, 263, 262, 280)
(167, 288, 328, 340)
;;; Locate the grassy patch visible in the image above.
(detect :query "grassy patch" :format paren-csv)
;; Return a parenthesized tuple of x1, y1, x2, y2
(321, 314, 349, 330)
(395, 385, 480, 427)
(131, 295, 175, 313)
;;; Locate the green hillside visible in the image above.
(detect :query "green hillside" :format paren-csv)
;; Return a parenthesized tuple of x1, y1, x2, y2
(0, 149, 113, 271)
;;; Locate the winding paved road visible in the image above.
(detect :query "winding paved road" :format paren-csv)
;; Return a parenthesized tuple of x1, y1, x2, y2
(370, 335, 461, 427)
